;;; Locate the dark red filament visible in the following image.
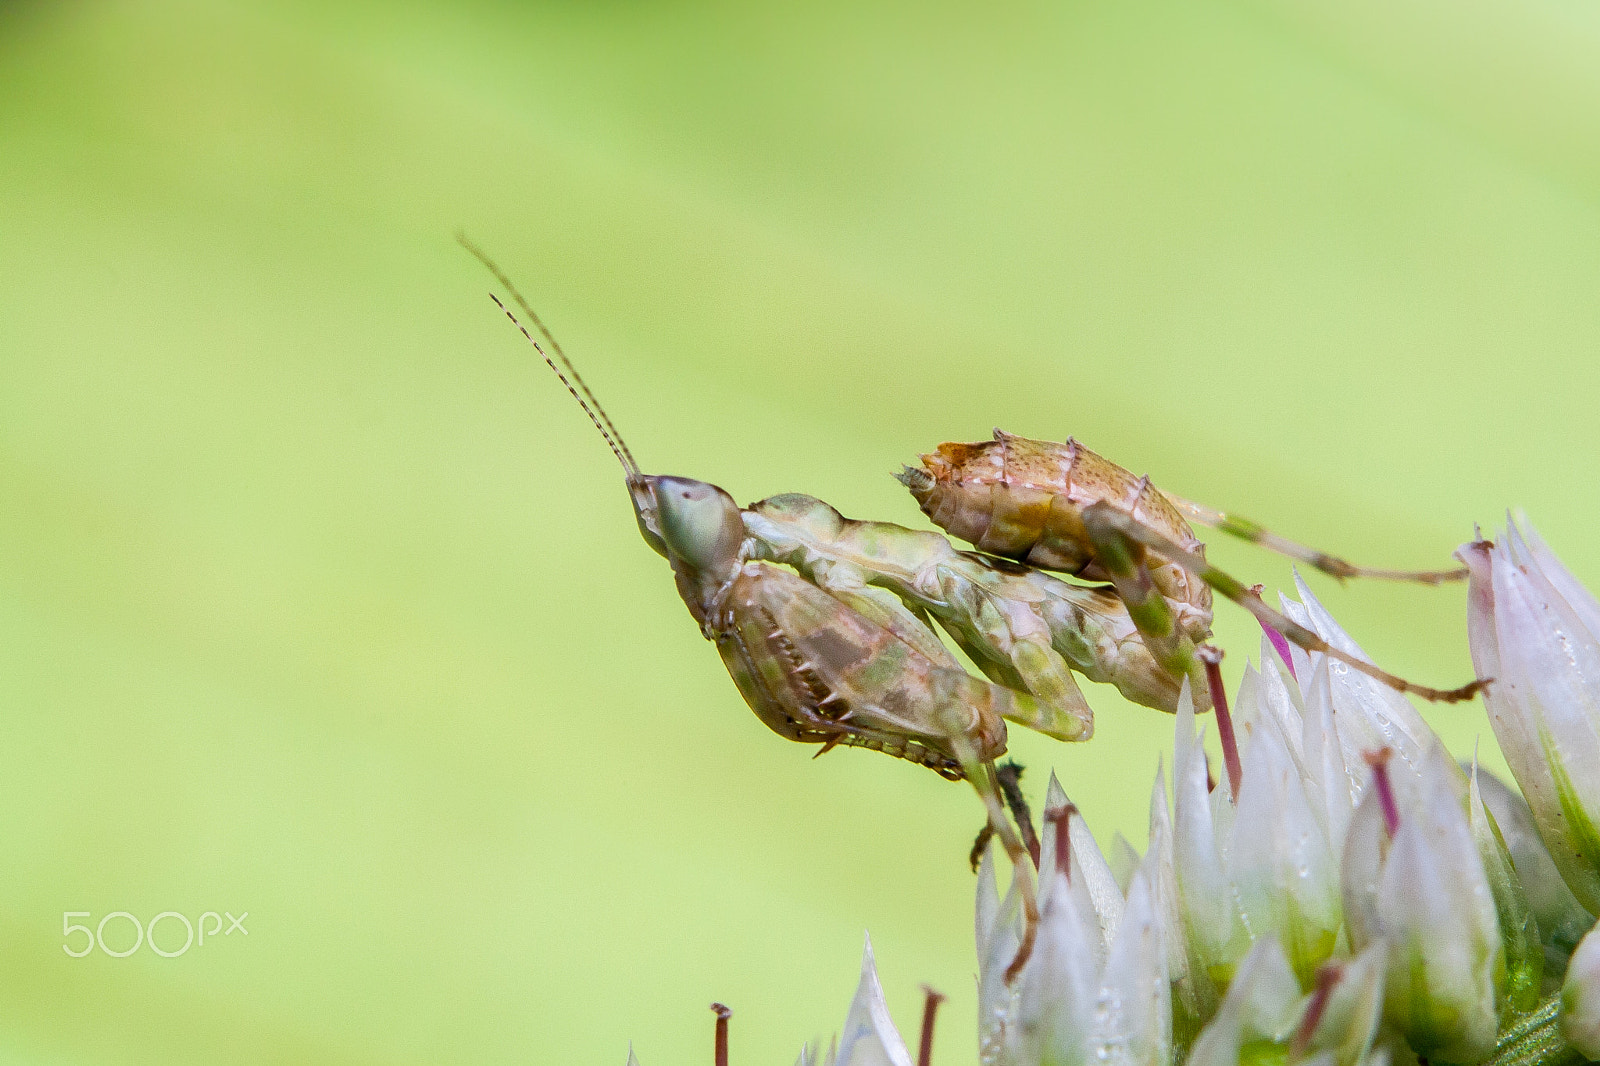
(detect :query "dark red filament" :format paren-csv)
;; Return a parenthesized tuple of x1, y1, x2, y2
(1365, 748, 1401, 837)
(1045, 803, 1076, 881)
(1200, 646, 1242, 803)
(1291, 962, 1344, 1058)
(711, 1003, 731, 1066)
(917, 985, 946, 1066)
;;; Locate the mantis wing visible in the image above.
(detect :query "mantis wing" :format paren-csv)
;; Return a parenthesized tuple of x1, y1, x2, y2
(717, 562, 1021, 771)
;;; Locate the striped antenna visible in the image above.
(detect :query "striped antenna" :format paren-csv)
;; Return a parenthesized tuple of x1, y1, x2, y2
(459, 235, 641, 477)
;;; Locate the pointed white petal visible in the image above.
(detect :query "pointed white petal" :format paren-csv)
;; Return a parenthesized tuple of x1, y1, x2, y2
(1228, 712, 1341, 980)
(1339, 781, 1386, 955)
(976, 840, 1000, 960)
(977, 870, 1021, 1062)
(1473, 763, 1593, 959)
(1245, 656, 1308, 765)
(1108, 832, 1140, 895)
(836, 935, 914, 1066)
(1045, 770, 1070, 811)
(1302, 659, 1357, 854)
(1484, 524, 1600, 913)
(1523, 519, 1600, 642)
(1015, 864, 1102, 1066)
(1371, 750, 1501, 1063)
(1173, 681, 1246, 975)
(1286, 576, 1435, 776)
(1309, 940, 1387, 1066)
(1185, 938, 1300, 1066)
(1146, 760, 1212, 1022)
(1092, 872, 1171, 1066)
(1469, 758, 1543, 1013)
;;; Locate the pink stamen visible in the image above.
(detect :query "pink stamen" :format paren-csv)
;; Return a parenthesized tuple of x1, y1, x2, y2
(711, 1003, 731, 1066)
(1247, 585, 1297, 680)
(1045, 804, 1076, 882)
(1364, 748, 1401, 837)
(1200, 646, 1242, 803)
(1290, 962, 1344, 1058)
(917, 986, 946, 1066)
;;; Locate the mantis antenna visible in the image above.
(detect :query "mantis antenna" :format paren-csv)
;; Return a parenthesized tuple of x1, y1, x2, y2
(459, 235, 641, 479)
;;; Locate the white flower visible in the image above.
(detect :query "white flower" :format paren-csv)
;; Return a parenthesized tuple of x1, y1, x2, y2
(983, 781, 1170, 1066)
(1468, 758, 1545, 1013)
(1458, 520, 1600, 917)
(1276, 575, 1442, 824)
(1172, 669, 1342, 988)
(1184, 939, 1303, 1066)
(1186, 937, 1386, 1066)
(1340, 745, 1503, 1063)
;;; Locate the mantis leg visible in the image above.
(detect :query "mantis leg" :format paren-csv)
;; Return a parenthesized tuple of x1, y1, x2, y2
(1002, 637, 1094, 741)
(1082, 502, 1488, 704)
(811, 557, 1094, 742)
(957, 582, 1093, 740)
(968, 761, 1039, 870)
(810, 579, 965, 672)
(942, 713, 1038, 984)
(1163, 493, 1467, 585)
(1077, 506, 1210, 707)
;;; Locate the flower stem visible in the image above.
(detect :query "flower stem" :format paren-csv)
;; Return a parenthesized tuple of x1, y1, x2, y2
(1481, 993, 1587, 1066)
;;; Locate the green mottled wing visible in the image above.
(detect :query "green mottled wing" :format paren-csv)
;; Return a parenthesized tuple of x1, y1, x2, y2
(718, 561, 1016, 766)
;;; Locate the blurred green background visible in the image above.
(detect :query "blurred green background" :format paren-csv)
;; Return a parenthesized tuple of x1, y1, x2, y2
(4, 0, 1600, 1062)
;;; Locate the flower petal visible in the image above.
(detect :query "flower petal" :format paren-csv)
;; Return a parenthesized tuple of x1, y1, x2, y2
(836, 935, 914, 1066)
(1468, 758, 1542, 1013)
(1562, 922, 1600, 1059)
(1092, 871, 1171, 1066)
(1185, 938, 1300, 1066)
(1015, 858, 1102, 1066)
(1374, 748, 1502, 1063)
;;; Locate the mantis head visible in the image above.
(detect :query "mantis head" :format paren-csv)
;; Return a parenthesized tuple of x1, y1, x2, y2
(631, 474, 745, 577)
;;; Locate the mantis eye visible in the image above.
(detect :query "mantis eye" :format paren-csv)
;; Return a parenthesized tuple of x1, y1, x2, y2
(629, 478, 668, 558)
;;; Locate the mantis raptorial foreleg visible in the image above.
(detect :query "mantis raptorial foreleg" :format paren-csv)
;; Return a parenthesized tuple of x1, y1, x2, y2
(805, 559, 1096, 742)
(744, 494, 1105, 739)
(1081, 501, 1488, 703)
(1163, 494, 1469, 585)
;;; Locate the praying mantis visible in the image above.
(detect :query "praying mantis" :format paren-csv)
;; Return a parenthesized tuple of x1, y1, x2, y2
(458, 236, 1485, 983)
